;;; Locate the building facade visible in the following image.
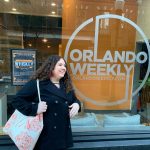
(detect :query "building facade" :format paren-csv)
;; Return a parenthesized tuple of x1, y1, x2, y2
(1, 0, 150, 149)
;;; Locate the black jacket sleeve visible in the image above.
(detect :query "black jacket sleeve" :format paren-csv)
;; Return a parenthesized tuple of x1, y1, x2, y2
(71, 90, 81, 112)
(12, 79, 39, 116)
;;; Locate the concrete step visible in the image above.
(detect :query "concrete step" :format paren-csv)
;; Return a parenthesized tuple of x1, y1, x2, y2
(1, 130, 150, 150)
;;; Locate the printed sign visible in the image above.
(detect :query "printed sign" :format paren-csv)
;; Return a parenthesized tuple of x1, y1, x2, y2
(11, 49, 36, 85)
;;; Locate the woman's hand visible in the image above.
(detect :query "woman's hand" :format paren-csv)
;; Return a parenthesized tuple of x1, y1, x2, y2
(69, 103, 80, 118)
(37, 101, 47, 114)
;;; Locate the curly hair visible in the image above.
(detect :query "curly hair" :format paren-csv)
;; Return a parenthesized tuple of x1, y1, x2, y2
(31, 55, 73, 92)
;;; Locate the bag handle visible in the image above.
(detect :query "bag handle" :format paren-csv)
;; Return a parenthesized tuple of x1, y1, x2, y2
(37, 79, 41, 102)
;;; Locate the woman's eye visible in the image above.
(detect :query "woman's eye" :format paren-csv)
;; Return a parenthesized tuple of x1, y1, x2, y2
(58, 63, 66, 67)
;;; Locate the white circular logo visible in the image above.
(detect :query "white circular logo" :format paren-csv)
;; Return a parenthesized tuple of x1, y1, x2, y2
(64, 14, 150, 106)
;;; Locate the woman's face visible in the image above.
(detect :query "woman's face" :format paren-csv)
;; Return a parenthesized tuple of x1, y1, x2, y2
(52, 58, 67, 80)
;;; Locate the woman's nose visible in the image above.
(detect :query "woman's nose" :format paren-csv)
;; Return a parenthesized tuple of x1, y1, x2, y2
(62, 65, 66, 70)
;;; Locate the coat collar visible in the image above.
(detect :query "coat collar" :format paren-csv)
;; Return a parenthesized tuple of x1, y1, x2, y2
(40, 79, 68, 100)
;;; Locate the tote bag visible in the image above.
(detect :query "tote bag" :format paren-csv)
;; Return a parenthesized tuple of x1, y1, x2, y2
(3, 79, 43, 150)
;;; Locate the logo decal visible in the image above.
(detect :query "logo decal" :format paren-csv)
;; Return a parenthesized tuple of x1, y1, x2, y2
(64, 14, 150, 106)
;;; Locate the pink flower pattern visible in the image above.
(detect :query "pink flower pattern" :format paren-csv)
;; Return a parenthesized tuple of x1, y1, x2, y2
(4, 113, 18, 129)
(11, 113, 17, 119)
(15, 132, 33, 150)
(4, 122, 11, 129)
(26, 115, 43, 132)
(3, 111, 43, 150)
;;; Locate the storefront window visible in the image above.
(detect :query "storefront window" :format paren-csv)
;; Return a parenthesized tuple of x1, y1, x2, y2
(1, 0, 150, 135)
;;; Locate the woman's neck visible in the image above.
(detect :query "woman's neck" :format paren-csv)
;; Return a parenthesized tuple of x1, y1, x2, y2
(50, 77, 60, 84)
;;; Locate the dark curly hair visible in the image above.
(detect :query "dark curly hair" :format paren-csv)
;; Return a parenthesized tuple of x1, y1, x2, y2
(31, 55, 73, 92)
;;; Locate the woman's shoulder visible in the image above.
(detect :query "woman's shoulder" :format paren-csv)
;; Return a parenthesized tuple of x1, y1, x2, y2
(39, 79, 50, 85)
(26, 79, 49, 85)
(23, 79, 37, 87)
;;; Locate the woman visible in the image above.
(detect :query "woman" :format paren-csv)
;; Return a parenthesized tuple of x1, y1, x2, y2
(12, 55, 81, 150)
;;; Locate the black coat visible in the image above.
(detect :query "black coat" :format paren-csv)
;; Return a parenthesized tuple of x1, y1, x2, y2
(12, 79, 81, 150)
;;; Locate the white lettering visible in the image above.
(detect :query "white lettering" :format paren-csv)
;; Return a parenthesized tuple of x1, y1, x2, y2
(114, 51, 125, 63)
(106, 64, 117, 75)
(83, 50, 93, 62)
(136, 52, 147, 63)
(125, 51, 135, 63)
(103, 50, 113, 62)
(87, 64, 97, 75)
(124, 64, 134, 74)
(70, 49, 82, 62)
(70, 63, 86, 75)
(97, 64, 106, 75)
(70, 63, 134, 76)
